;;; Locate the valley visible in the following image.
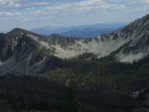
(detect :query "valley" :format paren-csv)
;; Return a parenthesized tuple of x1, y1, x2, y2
(0, 13, 149, 112)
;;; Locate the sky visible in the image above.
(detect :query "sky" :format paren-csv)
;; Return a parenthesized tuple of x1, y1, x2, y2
(0, 0, 149, 32)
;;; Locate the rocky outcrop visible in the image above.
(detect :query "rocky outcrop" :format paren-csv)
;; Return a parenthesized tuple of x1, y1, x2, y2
(48, 34, 82, 48)
(0, 13, 149, 75)
(45, 13, 149, 61)
(0, 28, 55, 75)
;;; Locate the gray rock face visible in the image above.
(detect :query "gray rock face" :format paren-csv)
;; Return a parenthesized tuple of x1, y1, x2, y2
(0, 13, 149, 75)
(47, 13, 149, 61)
(48, 34, 82, 48)
(0, 28, 54, 75)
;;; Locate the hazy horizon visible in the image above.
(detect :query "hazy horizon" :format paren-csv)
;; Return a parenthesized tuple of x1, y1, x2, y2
(0, 0, 149, 32)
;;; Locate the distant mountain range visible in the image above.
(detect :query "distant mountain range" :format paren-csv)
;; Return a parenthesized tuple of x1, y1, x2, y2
(0, 13, 149, 75)
(59, 27, 120, 38)
(31, 22, 128, 38)
(1, 13, 149, 112)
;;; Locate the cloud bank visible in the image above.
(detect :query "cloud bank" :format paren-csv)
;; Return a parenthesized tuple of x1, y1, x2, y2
(0, 0, 149, 32)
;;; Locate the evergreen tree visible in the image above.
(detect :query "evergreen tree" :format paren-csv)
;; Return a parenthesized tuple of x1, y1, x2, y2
(62, 88, 83, 112)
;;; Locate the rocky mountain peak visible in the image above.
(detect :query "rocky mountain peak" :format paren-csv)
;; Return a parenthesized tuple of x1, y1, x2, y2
(11, 28, 25, 32)
(48, 33, 82, 47)
(7, 28, 47, 41)
(0, 13, 149, 75)
(48, 33, 62, 37)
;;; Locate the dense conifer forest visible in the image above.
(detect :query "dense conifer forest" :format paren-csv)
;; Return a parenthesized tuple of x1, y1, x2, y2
(0, 53, 149, 112)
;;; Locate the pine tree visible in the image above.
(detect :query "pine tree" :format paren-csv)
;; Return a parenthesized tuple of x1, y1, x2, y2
(62, 88, 83, 112)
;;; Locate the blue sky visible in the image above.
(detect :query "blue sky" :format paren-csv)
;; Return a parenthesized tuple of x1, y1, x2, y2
(0, 0, 149, 32)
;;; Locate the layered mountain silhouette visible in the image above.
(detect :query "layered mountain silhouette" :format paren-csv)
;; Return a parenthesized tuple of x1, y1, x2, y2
(31, 22, 127, 37)
(0, 13, 149, 75)
(59, 27, 121, 38)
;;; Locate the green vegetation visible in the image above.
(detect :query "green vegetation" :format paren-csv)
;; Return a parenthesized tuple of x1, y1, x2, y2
(0, 75, 66, 112)
(62, 88, 83, 112)
(42, 58, 147, 95)
(77, 52, 95, 60)
(36, 45, 56, 56)
(1, 54, 149, 111)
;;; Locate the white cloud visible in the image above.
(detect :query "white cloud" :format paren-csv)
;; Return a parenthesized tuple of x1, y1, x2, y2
(129, 0, 149, 4)
(0, 12, 14, 16)
(134, 7, 147, 11)
(0, 0, 149, 32)
(142, 0, 149, 3)
(0, 0, 8, 5)
(0, 0, 86, 11)
(34, 2, 49, 5)
(44, 0, 125, 14)
(110, 4, 125, 10)
(0, 11, 22, 16)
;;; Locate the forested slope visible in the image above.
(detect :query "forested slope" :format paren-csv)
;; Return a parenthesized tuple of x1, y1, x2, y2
(1, 55, 149, 111)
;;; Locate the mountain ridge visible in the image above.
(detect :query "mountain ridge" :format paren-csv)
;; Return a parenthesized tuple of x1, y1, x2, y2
(59, 27, 121, 38)
(0, 13, 149, 75)
(31, 22, 128, 37)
